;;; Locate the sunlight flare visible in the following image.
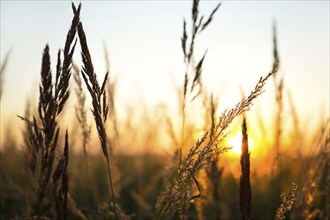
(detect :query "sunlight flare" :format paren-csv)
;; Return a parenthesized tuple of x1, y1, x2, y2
(228, 134, 254, 155)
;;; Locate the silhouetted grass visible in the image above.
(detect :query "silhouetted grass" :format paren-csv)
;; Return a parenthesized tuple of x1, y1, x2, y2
(0, 1, 328, 220)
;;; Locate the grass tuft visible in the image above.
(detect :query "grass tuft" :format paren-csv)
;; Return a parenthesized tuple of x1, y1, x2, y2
(18, 4, 81, 218)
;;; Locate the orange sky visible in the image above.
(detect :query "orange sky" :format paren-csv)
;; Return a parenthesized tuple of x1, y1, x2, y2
(0, 1, 329, 153)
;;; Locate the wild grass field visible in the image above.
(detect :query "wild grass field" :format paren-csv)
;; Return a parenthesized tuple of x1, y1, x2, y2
(0, 1, 329, 220)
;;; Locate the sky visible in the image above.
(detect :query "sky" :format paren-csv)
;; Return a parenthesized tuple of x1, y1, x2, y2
(0, 1, 329, 149)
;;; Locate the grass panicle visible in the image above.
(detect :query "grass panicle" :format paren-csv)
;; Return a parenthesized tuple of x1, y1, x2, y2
(239, 118, 252, 220)
(178, 0, 221, 165)
(107, 78, 120, 151)
(272, 21, 284, 172)
(185, 0, 221, 64)
(73, 64, 91, 177)
(275, 183, 297, 220)
(18, 4, 81, 217)
(287, 88, 302, 156)
(72, 3, 116, 218)
(292, 121, 329, 219)
(156, 67, 277, 218)
(196, 93, 223, 220)
(272, 21, 280, 74)
(0, 49, 11, 99)
(104, 43, 120, 153)
(52, 130, 69, 220)
(21, 101, 38, 176)
(2, 1, 326, 220)
(72, 63, 97, 207)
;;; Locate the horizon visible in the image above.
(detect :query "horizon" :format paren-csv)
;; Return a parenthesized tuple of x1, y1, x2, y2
(0, 1, 329, 153)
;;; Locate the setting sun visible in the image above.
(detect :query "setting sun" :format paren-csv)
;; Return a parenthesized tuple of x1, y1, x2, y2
(228, 134, 254, 155)
(0, 0, 328, 219)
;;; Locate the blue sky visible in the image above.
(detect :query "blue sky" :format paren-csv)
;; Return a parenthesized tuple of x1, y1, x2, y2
(0, 1, 329, 146)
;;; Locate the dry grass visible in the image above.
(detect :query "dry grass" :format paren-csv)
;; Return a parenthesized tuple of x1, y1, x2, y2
(275, 183, 297, 220)
(72, 3, 118, 218)
(196, 93, 223, 220)
(155, 67, 277, 218)
(292, 120, 330, 219)
(178, 0, 221, 164)
(0, 1, 328, 220)
(272, 21, 284, 172)
(0, 49, 11, 99)
(73, 63, 91, 177)
(18, 4, 81, 218)
(72, 63, 95, 208)
(240, 118, 252, 220)
(52, 130, 69, 220)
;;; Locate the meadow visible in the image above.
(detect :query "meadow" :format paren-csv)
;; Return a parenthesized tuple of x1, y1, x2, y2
(0, 1, 329, 220)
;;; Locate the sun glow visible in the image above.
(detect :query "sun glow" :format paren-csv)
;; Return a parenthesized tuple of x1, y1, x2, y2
(228, 134, 254, 155)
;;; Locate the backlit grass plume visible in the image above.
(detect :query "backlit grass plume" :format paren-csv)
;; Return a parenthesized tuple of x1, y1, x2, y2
(196, 93, 223, 220)
(156, 66, 278, 218)
(19, 3, 81, 218)
(178, 0, 221, 164)
(239, 118, 252, 220)
(275, 183, 297, 220)
(72, 3, 117, 218)
(272, 21, 284, 172)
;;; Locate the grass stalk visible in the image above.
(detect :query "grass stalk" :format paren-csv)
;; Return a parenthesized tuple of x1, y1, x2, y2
(178, 0, 221, 165)
(197, 93, 222, 219)
(272, 21, 283, 172)
(156, 66, 277, 218)
(0, 49, 11, 100)
(53, 130, 69, 220)
(275, 183, 297, 220)
(72, 3, 117, 218)
(106, 157, 117, 217)
(73, 64, 91, 182)
(19, 4, 80, 217)
(239, 118, 252, 220)
(72, 63, 95, 207)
